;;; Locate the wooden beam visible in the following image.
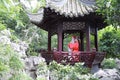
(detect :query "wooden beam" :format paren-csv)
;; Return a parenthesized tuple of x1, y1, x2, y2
(86, 24, 91, 51)
(95, 27, 98, 51)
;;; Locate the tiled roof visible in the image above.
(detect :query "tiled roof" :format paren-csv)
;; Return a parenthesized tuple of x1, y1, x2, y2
(27, 0, 97, 25)
(46, 0, 97, 17)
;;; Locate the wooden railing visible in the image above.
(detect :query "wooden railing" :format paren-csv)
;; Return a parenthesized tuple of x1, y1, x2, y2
(41, 51, 106, 68)
(53, 51, 95, 67)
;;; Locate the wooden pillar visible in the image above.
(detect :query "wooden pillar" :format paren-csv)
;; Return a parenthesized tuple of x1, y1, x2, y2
(94, 27, 98, 51)
(86, 25, 91, 51)
(57, 24, 63, 52)
(62, 33, 64, 51)
(80, 32, 84, 51)
(48, 30, 51, 52)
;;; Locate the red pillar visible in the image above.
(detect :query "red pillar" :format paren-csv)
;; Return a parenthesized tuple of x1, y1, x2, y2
(57, 25, 63, 52)
(48, 31, 51, 52)
(95, 27, 98, 51)
(86, 25, 91, 51)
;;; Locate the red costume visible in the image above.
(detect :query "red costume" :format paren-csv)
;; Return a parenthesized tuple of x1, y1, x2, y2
(68, 37, 80, 62)
(68, 40, 79, 53)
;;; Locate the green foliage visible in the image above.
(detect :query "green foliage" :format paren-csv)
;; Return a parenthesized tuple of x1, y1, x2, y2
(0, 30, 31, 79)
(9, 56, 24, 70)
(89, 78, 99, 80)
(0, 0, 30, 45)
(10, 34, 18, 42)
(51, 35, 58, 49)
(0, 44, 12, 76)
(99, 26, 120, 58)
(9, 71, 33, 80)
(96, 0, 120, 27)
(0, 43, 24, 78)
(47, 61, 95, 80)
(37, 61, 48, 74)
(74, 63, 90, 74)
(0, 23, 6, 31)
(0, 0, 47, 56)
(0, 0, 29, 31)
(0, 62, 9, 74)
(36, 58, 48, 80)
(102, 58, 117, 69)
(19, 26, 48, 56)
(36, 78, 46, 80)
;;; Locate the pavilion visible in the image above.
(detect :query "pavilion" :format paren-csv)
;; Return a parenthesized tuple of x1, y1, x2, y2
(26, 0, 107, 68)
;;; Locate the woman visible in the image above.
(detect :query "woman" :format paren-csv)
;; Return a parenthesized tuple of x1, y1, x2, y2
(68, 36, 80, 61)
(68, 36, 79, 54)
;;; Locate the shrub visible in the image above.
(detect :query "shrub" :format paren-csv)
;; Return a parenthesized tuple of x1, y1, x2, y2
(99, 26, 120, 58)
(0, 36, 31, 79)
(102, 58, 117, 69)
(0, 23, 6, 31)
(46, 61, 96, 80)
(9, 71, 33, 80)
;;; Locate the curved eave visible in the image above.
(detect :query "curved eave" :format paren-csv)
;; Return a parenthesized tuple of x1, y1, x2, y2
(26, 9, 44, 26)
